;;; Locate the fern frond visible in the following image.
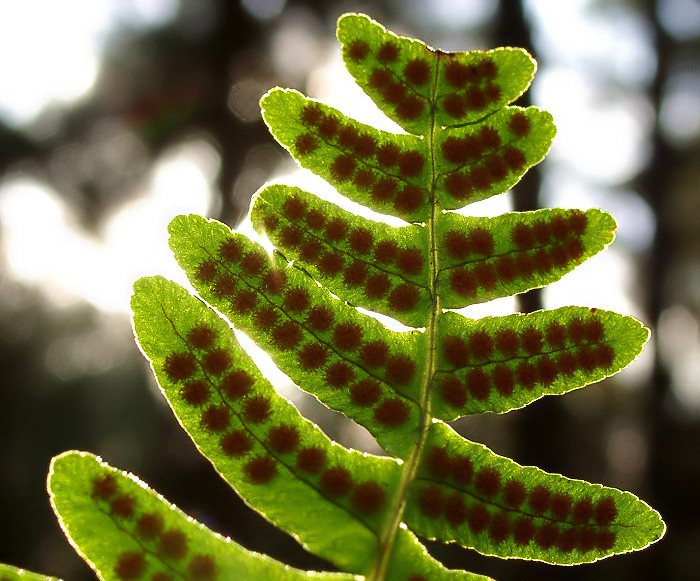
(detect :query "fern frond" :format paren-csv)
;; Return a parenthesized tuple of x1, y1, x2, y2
(46, 11, 664, 580)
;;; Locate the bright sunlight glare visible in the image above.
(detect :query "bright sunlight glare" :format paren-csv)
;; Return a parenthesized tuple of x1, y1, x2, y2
(0, 139, 217, 312)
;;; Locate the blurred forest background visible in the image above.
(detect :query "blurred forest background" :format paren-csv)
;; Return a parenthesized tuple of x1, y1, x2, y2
(1, 0, 699, 579)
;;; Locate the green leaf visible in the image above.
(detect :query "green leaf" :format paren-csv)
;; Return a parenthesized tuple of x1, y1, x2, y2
(131, 275, 402, 573)
(167, 214, 424, 459)
(432, 306, 649, 419)
(50, 10, 665, 581)
(404, 422, 665, 564)
(48, 451, 349, 580)
(0, 564, 57, 581)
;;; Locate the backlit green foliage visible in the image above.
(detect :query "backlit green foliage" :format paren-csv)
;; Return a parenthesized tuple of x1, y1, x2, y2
(10, 12, 663, 581)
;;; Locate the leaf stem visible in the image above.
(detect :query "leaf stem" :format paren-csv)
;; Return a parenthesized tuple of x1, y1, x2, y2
(367, 64, 443, 581)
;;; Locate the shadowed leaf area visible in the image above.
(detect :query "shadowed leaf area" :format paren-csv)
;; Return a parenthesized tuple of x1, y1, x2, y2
(40, 12, 664, 581)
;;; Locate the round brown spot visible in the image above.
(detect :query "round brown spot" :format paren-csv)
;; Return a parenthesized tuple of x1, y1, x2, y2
(110, 494, 136, 519)
(371, 177, 397, 203)
(535, 523, 560, 550)
(452, 455, 474, 485)
(271, 321, 303, 350)
(385, 354, 416, 385)
(440, 376, 467, 408)
(220, 430, 253, 457)
(573, 497, 594, 524)
(475, 467, 501, 497)
(494, 328, 519, 358)
(243, 396, 271, 424)
(377, 42, 399, 62)
(254, 305, 278, 331)
(396, 96, 424, 120)
(164, 352, 197, 382)
(188, 326, 216, 349)
(468, 504, 490, 533)
(202, 349, 231, 375)
(350, 379, 382, 406)
(136, 513, 164, 539)
(469, 331, 494, 360)
(365, 273, 391, 299)
(444, 61, 478, 88)
(92, 474, 117, 500)
(374, 398, 410, 426)
(344, 261, 369, 286)
(114, 551, 146, 579)
(244, 456, 277, 484)
(307, 306, 334, 332)
(338, 125, 359, 148)
(492, 364, 515, 396)
(396, 248, 424, 276)
(282, 196, 306, 221)
(374, 240, 399, 264)
(262, 269, 286, 294)
(267, 424, 300, 454)
(219, 369, 255, 399)
(504, 480, 527, 508)
(503, 146, 526, 170)
(298, 343, 329, 370)
(320, 466, 353, 497)
(283, 288, 310, 312)
(513, 517, 536, 546)
(299, 239, 323, 263)
(449, 269, 477, 297)
(279, 225, 303, 248)
(296, 446, 327, 474)
(398, 151, 425, 178)
(188, 555, 217, 580)
(388, 283, 420, 312)
(182, 380, 210, 406)
(529, 485, 551, 514)
(346, 39, 369, 61)
(551, 493, 573, 521)
(489, 513, 511, 543)
(445, 231, 470, 259)
(351, 481, 387, 515)
(318, 251, 345, 276)
(443, 94, 466, 118)
(445, 493, 468, 528)
(426, 445, 452, 478)
(331, 154, 356, 182)
(319, 115, 339, 138)
(348, 228, 373, 254)
(325, 217, 348, 242)
(394, 185, 423, 214)
(521, 327, 543, 355)
(196, 260, 217, 282)
(219, 238, 243, 262)
(444, 171, 473, 200)
(516, 361, 537, 389)
(305, 209, 326, 230)
(241, 251, 265, 277)
(354, 135, 377, 158)
(404, 59, 430, 85)
(375, 143, 400, 167)
(158, 529, 188, 560)
(333, 321, 363, 351)
(418, 484, 444, 519)
(201, 405, 230, 432)
(301, 103, 323, 126)
(443, 335, 469, 368)
(325, 361, 355, 388)
(295, 133, 317, 155)
(359, 340, 389, 367)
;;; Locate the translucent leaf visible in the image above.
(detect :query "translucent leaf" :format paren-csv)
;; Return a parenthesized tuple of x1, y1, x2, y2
(48, 451, 351, 580)
(404, 422, 665, 564)
(0, 564, 57, 581)
(432, 307, 649, 419)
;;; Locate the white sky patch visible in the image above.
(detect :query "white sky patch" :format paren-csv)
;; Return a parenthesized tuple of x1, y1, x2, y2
(0, 139, 217, 312)
(0, 0, 177, 127)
